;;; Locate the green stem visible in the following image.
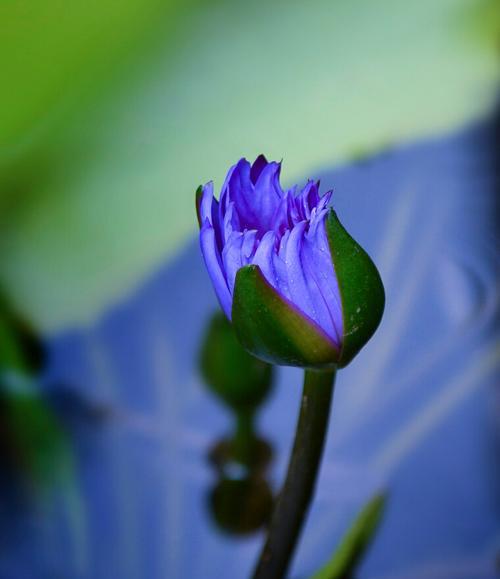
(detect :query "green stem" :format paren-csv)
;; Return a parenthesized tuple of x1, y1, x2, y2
(233, 409, 255, 466)
(252, 368, 337, 579)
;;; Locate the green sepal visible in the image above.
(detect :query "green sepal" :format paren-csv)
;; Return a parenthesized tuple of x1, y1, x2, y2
(232, 265, 340, 369)
(195, 185, 203, 228)
(326, 210, 385, 368)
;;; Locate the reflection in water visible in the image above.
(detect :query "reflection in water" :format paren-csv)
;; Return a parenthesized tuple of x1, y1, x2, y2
(0, 290, 61, 490)
(0, 289, 46, 375)
(209, 477, 274, 537)
(0, 292, 82, 498)
(199, 312, 275, 535)
(0, 375, 69, 489)
(0, 291, 116, 575)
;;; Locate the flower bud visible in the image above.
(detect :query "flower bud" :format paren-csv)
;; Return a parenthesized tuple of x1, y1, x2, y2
(199, 312, 273, 412)
(197, 156, 384, 369)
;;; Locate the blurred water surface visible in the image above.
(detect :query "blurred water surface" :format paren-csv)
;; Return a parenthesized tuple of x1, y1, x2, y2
(0, 116, 498, 579)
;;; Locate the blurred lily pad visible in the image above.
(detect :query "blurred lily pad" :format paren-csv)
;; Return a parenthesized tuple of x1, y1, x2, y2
(0, 0, 498, 331)
(0, 0, 180, 150)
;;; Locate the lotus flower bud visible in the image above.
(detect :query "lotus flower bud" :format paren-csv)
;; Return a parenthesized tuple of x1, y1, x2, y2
(197, 156, 384, 369)
(199, 312, 273, 412)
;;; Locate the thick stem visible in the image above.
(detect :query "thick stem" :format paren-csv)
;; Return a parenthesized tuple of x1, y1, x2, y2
(252, 368, 337, 579)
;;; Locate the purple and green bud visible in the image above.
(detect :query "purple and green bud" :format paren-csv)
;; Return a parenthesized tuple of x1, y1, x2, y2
(197, 155, 384, 369)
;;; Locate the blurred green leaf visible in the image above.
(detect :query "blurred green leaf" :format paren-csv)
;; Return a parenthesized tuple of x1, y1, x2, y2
(311, 493, 387, 579)
(0, 0, 498, 331)
(0, 0, 178, 149)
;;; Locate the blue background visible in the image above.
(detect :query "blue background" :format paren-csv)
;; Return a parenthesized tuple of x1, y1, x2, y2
(1, 116, 499, 579)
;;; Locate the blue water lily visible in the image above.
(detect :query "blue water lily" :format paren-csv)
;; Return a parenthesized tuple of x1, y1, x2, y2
(197, 155, 384, 368)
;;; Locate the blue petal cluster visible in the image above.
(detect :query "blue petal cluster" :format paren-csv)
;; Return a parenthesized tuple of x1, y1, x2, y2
(199, 155, 343, 348)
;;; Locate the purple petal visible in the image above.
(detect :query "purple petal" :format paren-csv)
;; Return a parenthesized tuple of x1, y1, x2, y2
(223, 202, 241, 246)
(276, 219, 342, 345)
(274, 229, 291, 297)
(251, 162, 285, 230)
(241, 229, 259, 262)
(271, 191, 293, 236)
(200, 221, 232, 318)
(220, 159, 243, 203)
(226, 159, 260, 228)
(254, 161, 284, 199)
(252, 231, 278, 287)
(303, 217, 343, 344)
(316, 189, 333, 213)
(199, 182, 215, 224)
(218, 159, 244, 227)
(296, 180, 320, 219)
(283, 221, 318, 322)
(287, 190, 301, 225)
(250, 154, 269, 184)
(222, 231, 245, 294)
